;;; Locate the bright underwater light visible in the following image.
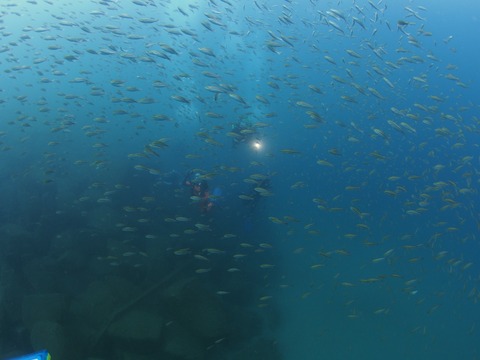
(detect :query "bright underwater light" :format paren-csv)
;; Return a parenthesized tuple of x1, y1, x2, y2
(252, 140, 263, 151)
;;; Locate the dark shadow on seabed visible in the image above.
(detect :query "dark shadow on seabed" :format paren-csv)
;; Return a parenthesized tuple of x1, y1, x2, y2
(0, 170, 284, 360)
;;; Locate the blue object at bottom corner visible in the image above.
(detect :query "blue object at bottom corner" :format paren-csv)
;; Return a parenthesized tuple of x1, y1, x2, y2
(6, 350, 50, 360)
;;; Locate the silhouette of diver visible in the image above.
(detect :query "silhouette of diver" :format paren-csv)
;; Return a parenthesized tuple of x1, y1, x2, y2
(183, 171, 219, 214)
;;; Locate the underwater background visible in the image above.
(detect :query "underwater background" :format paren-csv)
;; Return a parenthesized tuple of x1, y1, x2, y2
(0, 0, 479, 359)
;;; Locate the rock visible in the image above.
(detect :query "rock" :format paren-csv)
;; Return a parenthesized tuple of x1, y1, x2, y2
(1, 268, 28, 324)
(163, 322, 204, 360)
(175, 280, 228, 339)
(70, 276, 138, 331)
(228, 308, 263, 342)
(230, 337, 283, 360)
(30, 321, 67, 359)
(68, 276, 142, 353)
(0, 224, 34, 263)
(22, 293, 67, 328)
(0, 285, 6, 335)
(110, 351, 158, 360)
(47, 231, 89, 273)
(107, 309, 162, 353)
(23, 259, 59, 292)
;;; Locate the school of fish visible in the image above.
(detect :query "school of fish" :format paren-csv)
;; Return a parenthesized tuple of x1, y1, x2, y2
(0, 0, 479, 358)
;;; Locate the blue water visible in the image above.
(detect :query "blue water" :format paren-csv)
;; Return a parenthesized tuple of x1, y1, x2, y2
(0, 0, 479, 359)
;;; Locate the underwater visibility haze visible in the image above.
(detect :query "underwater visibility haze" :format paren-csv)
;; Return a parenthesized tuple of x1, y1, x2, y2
(0, 0, 479, 359)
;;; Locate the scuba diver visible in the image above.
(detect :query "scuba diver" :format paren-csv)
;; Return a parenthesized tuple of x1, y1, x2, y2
(230, 119, 259, 147)
(183, 171, 218, 214)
